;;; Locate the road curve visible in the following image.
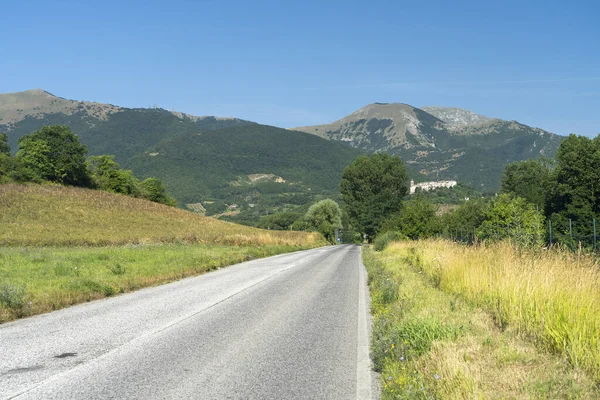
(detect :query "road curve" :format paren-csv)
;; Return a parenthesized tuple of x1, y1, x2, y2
(1, 245, 374, 399)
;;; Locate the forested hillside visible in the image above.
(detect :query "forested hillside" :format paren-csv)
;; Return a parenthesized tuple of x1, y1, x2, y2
(0, 90, 365, 222)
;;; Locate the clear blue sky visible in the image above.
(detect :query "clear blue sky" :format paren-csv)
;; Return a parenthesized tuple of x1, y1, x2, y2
(2, 0, 599, 136)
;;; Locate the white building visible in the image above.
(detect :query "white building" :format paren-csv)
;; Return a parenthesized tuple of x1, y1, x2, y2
(410, 179, 457, 194)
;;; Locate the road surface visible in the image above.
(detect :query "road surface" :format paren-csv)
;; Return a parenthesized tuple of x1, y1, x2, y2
(1, 245, 375, 399)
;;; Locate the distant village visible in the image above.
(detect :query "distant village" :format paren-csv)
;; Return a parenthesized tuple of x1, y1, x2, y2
(409, 179, 457, 194)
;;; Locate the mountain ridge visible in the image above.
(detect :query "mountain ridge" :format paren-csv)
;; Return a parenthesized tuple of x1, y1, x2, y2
(0, 88, 249, 129)
(293, 102, 564, 189)
(0, 90, 566, 217)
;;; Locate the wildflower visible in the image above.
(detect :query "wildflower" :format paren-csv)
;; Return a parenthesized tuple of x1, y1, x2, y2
(400, 356, 404, 361)
(434, 374, 440, 380)
(388, 376, 393, 381)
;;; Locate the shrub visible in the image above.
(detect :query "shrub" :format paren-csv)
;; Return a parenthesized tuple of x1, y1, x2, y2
(374, 231, 406, 251)
(140, 177, 177, 206)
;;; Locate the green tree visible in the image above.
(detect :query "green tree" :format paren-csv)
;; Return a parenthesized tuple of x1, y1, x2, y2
(545, 134, 600, 246)
(481, 194, 545, 246)
(0, 133, 16, 183)
(140, 177, 177, 206)
(500, 158, 553, 209)
(547, 134, 600, 218)
(340, 154, 409, 239)
(88, 155, 140, 196)
(16, 125, 90, 186)
(0, 133, 10, 156)
(381, 196, 439, 240)
(304, 199, 343, 243)
(441, 198, 489, 238)
(257, 211, 302, 230)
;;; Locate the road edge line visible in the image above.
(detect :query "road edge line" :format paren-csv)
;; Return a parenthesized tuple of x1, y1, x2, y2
(357, 245, 373, 400)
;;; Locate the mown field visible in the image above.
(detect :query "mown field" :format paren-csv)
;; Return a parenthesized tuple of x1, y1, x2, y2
(365, 240, 600, 399)
(0, 184, 326, 323)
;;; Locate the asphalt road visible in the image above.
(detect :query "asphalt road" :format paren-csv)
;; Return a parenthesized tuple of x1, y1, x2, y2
(1, 245, 375, 400)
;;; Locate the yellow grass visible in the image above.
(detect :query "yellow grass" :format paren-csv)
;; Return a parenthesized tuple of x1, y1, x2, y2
(386, 239, 600, 383)
(0, 184, 324, 247)
(0, 183, 326, 323)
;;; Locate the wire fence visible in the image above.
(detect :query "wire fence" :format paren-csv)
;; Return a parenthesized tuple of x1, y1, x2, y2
(441, 217, 599, 260)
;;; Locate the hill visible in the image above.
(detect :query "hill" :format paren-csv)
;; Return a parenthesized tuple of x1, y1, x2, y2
(127, 124, 366, 220)
(0, 184, 325, 323)
(0, 184, 322, 246)
(0, 90, 364, 222)
(293, 103, 564, 190)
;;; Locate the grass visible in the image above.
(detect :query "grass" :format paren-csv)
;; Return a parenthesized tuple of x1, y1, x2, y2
(0, 184, 323, 246)
(0, 243, 307, 323)
(365, 242, 600, 399)
(0, 184, 326, 323)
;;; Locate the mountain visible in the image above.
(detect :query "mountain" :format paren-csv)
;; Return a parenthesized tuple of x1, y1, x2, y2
(127, 124, 365, 223)
(0, 89, 252, 159)
(294, 103, 447, 151)
(1, 89, 566, 218)
(421, 106, 491, 128)
(293, 103, 564, 190)
(0, 89, 364, 223)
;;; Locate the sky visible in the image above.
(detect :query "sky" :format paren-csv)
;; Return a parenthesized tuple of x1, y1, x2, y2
(2, 0, 599, 136)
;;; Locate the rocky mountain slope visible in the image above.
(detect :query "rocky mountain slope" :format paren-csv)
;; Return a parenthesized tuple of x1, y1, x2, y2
(293, 103, 564, 190)
(421, 106, 491, 128)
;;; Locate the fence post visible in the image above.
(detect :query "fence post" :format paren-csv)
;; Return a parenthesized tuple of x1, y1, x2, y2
(569, 219, 573, 252)
(548, 219, 552, 246)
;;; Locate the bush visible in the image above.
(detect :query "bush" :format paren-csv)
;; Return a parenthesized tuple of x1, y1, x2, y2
(481, 194, 546, 247)
(374, 231, 406, 251)
(382, 196, 440, 240)
(140, 177, 177, 206)
(88, 155, 141, 196)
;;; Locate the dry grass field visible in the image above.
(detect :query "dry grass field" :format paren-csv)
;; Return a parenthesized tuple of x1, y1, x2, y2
(366, 240, 600, 399)
(0, 184, 326, 323)
(0, 184, 322, 247)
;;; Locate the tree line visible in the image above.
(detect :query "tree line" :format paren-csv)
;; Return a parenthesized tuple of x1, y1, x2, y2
(336, 133, 600, 250)
(0, 126, 176, 206)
